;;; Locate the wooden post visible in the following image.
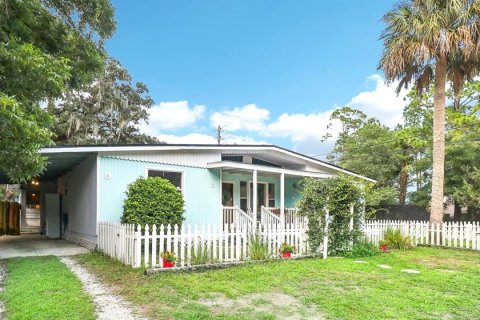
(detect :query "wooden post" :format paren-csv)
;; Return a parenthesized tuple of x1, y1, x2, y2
(152, 224, 157, 267)
(280, 172, 285, 227)
(349, 203, 354, 248)
(135, 224, 141, 268)
(323, 208, 330, 259)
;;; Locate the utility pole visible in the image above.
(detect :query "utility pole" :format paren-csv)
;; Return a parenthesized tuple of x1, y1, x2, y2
(216, 125, 224, 145)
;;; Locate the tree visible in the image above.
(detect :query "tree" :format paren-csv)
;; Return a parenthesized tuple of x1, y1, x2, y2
(444, 81, 480, 215)
(51, 59, 161, 144)
(0, 0, 115, 181)
(297, 176, 364, 255)
(121, 177, 185, 226)
(325, 107, 398, 206)
(379, 0, 480, 223)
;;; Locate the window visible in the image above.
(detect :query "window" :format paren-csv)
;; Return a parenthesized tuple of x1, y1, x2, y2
(268, 183, 275, 207)
(252, 158, 282, 168)
(147, 170, 183, 191)
(240, 181, 248, 212)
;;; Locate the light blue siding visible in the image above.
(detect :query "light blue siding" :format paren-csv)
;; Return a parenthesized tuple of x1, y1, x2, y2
(99, 157, 221, 225)
(285, 177, 303, 208)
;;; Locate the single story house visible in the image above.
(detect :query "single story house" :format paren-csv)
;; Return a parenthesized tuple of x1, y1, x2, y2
(0, 144, 374, 249)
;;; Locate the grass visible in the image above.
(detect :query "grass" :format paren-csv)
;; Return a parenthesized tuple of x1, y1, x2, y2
(75, 247, 480, 319)
(0, 256, 96, 320)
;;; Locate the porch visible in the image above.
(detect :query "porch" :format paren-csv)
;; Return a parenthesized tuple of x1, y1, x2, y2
(209, 160, 330, 228)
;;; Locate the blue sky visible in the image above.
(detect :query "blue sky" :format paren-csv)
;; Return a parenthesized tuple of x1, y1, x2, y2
(107, 0, 406, 158)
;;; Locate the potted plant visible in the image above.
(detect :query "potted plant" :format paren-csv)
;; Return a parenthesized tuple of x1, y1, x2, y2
(279, 242, 295, 258)
(161, 251, 176, 268)
(379, 240, 388, 252)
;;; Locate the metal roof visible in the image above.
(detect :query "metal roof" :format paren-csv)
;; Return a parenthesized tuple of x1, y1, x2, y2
(0, 144, 376, 184)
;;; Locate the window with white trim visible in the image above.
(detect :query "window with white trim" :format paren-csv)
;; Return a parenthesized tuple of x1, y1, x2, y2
(147, 170, 183, 191)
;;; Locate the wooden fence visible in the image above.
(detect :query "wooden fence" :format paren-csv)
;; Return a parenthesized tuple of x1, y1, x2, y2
(364, 220, 480, 250)
(97, 221, 309, 268)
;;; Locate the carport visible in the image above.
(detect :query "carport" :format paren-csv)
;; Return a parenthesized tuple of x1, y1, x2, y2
(0, 149, 94, 240)
(0, 234, 89, 259)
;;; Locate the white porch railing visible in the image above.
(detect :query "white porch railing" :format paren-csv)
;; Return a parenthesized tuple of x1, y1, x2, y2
(97, 221, 309, 268)
(261, 206, 281, 225)
(222, 206, 255, 229)
(263, 207, 307, 228)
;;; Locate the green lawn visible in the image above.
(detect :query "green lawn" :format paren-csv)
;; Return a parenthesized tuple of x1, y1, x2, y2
(0, 256, 96, 320)
(75, 247, 480, 320)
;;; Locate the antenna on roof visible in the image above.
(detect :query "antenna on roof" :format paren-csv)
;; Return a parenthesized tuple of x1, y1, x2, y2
(216, 125, 225, 145)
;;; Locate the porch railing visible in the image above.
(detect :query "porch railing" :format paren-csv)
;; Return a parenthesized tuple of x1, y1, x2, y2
(222, 206, 255, 229)
(263, 207, 307, 228)
(261, 206, 281, 225)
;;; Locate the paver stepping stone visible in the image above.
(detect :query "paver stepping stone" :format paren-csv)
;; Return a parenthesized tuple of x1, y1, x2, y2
(377, 264, 392, 269)
(401, 269, 420, 274)
(353, 260, 368, 264)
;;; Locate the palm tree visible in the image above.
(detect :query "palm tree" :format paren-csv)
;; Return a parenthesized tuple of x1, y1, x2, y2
(379, 0, 480, 223)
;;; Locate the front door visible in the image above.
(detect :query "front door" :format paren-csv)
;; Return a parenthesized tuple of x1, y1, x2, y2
(222, 183, 234, 206)
(250, 182, 267, 220)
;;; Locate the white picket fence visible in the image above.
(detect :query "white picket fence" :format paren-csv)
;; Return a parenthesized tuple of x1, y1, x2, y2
(364, 220, 480, 250)
(97, 221, 308, 268)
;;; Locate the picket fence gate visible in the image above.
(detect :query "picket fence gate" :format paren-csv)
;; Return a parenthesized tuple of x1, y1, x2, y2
(364, 220, 480, 250)
(97, 221, 309, 268)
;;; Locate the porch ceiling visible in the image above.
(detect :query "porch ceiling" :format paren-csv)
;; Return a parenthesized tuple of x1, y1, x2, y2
(0, 152, 95, 184)
(207, 161, 333, 178)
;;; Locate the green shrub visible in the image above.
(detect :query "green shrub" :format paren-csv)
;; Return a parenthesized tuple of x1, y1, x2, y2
(344, 240, 380, 258)
(121, 177, 185, 226)
(248, 233, 271, 260)
(382, 228, 412, 250)
(190, 243, 217, 265)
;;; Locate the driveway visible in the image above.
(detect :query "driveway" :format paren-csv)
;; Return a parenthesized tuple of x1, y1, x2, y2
(0, 234, 90, 259)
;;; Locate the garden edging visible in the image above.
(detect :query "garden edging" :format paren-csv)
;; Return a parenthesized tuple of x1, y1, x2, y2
(144, 253, 320, 275)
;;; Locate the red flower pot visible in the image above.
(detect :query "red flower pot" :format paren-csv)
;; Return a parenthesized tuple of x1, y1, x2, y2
(379, 245, 388, 252)
(163, 258, 175, 268)
(282, 252, 292, 258)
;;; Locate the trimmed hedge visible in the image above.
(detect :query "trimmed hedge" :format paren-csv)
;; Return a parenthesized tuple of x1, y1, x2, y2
(121, 177, 185, 226)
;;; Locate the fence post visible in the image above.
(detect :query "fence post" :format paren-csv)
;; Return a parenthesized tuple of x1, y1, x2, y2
(323, 208, 330, 259)
(349, 203, 354, 249)
(144, 224, 150, 267)
(152, 224, 157, 267)
(180, 224, 186, 267)
(134, 224, 142, 268)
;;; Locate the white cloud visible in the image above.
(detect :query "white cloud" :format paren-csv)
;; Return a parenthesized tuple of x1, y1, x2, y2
(211, 104, 270, 131)
(141, 74, 406, 158)
(263, 111, 339, 142)
(348, 74, 407, 127)
(146, 101, 205, 132)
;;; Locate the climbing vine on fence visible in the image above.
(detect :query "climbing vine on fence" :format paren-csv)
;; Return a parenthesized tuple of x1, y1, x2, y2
(297, 175, 364, 254)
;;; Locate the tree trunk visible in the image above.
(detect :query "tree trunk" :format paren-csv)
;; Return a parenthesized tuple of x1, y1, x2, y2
(430, 57, 447, 223)
(399, 160, 408, 205)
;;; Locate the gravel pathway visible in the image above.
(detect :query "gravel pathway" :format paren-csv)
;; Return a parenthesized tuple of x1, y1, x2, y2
(0, 260, 6, 320)
(60, 257, 146, 320)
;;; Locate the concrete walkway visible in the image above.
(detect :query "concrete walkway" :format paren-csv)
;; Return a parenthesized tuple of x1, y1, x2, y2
(0, 234, 89, 259)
